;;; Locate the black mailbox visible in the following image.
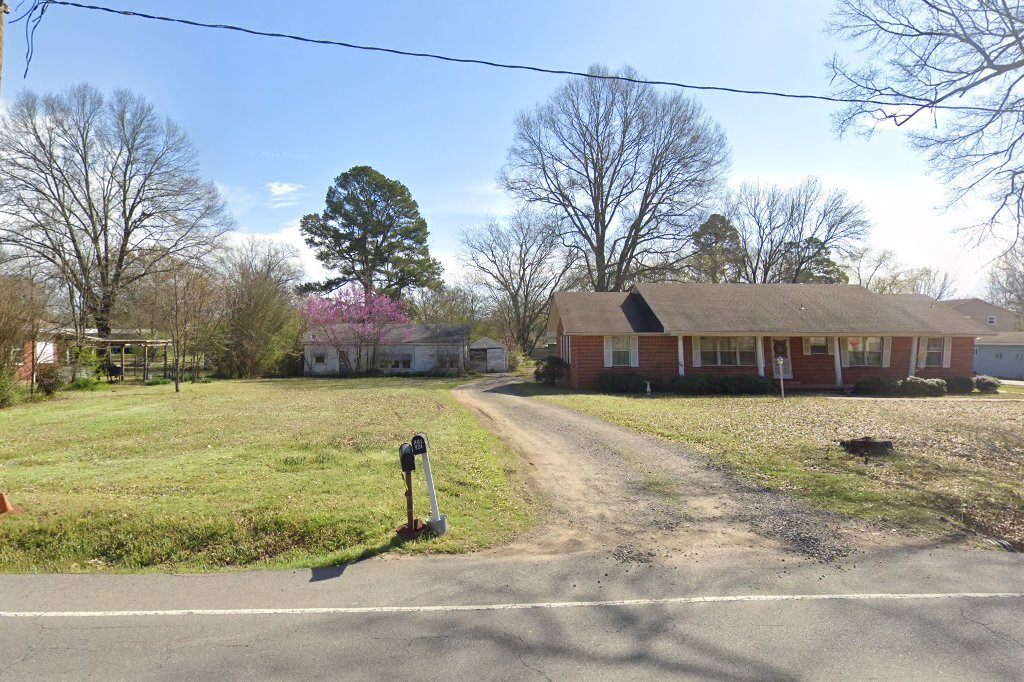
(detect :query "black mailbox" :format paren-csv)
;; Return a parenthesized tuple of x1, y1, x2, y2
(400, 443, 416, 472)
(411, 433, 429, 455)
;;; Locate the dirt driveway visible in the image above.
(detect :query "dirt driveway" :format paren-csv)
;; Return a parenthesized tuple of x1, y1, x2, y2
(455, 376, 902, 565)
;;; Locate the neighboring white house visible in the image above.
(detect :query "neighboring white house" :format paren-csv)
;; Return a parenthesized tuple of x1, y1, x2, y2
(303, 324, 470, 376)
(944, 298, 1019, 332)
(468, 337, 509, 373)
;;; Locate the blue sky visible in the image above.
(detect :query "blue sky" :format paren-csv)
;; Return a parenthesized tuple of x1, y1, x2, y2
(0, 0, 1005, 294)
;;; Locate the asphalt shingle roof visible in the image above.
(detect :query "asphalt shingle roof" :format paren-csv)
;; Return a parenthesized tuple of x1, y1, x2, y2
(553, 283, 992, 336)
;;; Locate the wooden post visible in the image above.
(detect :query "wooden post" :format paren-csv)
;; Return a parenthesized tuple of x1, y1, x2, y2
(0, 2, 10, 99)
(143, 344, 150, 381)
(120, 345, 125, 382)
(163, 345, 169, 379)
(404, 471, 415, 530)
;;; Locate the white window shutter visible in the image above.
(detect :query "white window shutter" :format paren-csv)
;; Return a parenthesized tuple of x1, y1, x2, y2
(603, 336, 612, 368)
(827, 337, 835, 355)
(882, 337, 892, 368)
(629, 336, 639, 367)
(942, 337, 952, 368)
(916, 338, 927, 369)
(802, 338, 811, 355)
(839, 337, 850, 368)
(692, 336, 702, 368)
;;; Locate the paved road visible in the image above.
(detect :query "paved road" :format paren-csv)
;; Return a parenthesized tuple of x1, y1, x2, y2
(2, 377, 1023, 680)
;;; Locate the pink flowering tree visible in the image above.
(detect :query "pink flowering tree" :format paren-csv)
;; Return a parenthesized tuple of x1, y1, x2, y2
(302, 287, 409, 375)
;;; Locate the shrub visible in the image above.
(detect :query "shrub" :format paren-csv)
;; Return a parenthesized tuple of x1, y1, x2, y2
(533, 356, 568, 385)
(35, 363, 67, 396)
(67, 377, 102, 391)
(0, 371, 18, 408)
(974, 375, 1001, 394)
(672, 374, 774, 395)
(852, 378, 896, 396)
(896, 376, 946, 397)
(945, 376, 975, 395)
(144, 377, 172, 386)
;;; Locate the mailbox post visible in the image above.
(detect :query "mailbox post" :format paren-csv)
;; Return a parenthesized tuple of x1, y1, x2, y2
(411, 433, 448, 536)
(396, 443, 426, 539)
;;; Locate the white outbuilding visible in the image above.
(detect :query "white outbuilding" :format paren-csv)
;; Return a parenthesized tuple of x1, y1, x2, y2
(468, 337, 509, 373)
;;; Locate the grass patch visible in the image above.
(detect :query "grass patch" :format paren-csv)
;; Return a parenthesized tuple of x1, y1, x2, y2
(0, 378, 537, 572)
(538, 392, 1024, 547)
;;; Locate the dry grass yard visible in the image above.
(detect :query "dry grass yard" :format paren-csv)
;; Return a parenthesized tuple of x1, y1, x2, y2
(539, 391, 1024, 549)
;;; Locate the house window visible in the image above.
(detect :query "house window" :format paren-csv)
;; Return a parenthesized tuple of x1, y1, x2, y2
(847, 336, 883, 366)
(437, 350, 459, 369)
(974, 347, 979, 357)
(610, 335, 632, 367)
(987, 315, 997, 325)
(995, 352, 1004, 360)
(807, 337, 829, 355)
(699, 336, 756, 366)
(381, 354, 413, 369)
(313, 353, 326, 365)
(924, 337, 944, 368)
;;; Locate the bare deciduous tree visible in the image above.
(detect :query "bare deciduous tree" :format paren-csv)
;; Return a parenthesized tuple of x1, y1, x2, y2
(501, 65, 730, 292)
(729, 177, 869, 283)
(845, 246, 957, 299)
(460, 208, 575, 354)
(828, 1, 1024, 243)
(0, 84, 232, 337)
(987, 246, 1024, 327)
(216, 238, 303, 379)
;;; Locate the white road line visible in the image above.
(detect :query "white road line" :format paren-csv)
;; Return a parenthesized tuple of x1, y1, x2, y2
(2, 592, 1023, 618)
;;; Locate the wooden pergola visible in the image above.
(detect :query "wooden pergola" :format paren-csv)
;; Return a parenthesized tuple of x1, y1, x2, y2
(80, 336, 173, 381)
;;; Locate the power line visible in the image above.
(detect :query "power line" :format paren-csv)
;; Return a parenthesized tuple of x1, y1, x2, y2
(10, 0, 1001, 115)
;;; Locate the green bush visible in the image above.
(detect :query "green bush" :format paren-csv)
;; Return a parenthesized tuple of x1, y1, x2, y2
(974, 375, 1001, 394)
(533, 356, 568, 385)
(945, 376, 975, 395)
(67, 376, 102, 391)
(144, 377, 172, 386)
(35, 364, 66, 396)
(596, 372, 663, 393)
(0, 371, 18, 408)
(672, 374, 774, 395)
(852, 378, 897, 396)
(896, 376, 946, 397)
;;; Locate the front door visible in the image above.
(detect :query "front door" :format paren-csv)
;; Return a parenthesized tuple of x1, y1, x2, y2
(772, 338, 793, 379)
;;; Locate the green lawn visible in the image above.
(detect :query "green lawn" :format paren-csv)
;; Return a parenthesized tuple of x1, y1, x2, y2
(537, 390, 1024, 548)
(0, 378, 537, 572)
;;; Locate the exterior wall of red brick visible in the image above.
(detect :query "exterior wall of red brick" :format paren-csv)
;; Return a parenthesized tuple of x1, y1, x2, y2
(557, 333, 979, 391)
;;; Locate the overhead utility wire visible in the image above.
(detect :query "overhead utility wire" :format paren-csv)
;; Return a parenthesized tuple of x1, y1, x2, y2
(14, 0, 1000, 115)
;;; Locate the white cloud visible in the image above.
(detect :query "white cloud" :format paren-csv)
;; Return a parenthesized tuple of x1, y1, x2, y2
(266, 182, 307, 210)
(434, 249, 468, 284)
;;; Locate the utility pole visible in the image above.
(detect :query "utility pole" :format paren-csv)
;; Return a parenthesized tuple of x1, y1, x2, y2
(0, 1, 10, 98)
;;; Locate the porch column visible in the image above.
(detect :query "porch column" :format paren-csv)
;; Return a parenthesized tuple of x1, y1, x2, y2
(833, 336, 844, 387)
(908, 337, 918, 377)
(677, 335, 685, 376)
(755, 336, 765, 377)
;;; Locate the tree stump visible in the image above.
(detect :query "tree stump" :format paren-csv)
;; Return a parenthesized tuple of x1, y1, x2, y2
(839, 437, 894, 463)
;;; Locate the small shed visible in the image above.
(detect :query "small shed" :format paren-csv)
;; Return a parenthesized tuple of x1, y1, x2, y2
(469, 337, 509, 373)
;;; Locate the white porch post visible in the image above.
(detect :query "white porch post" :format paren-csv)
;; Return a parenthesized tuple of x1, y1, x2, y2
(755, 335, 765, 377)
(833, 336, 844, 386)
(908, 337, 918, 377)
(677, 335, 685, 376)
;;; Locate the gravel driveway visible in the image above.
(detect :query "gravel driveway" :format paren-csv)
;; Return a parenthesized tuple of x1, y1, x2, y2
(454, 376, 865, 564)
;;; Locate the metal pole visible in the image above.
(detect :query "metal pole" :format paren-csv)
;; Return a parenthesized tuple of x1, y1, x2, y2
(420, 451, 441, 522)
(404, 471, 415, 530)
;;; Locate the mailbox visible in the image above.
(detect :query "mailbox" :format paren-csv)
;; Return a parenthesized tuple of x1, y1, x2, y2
(411, 433, 429, 455)
(399, 443, 416, 472)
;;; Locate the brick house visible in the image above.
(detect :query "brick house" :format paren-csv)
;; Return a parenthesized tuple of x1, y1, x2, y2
(549, 283, 990, 391)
